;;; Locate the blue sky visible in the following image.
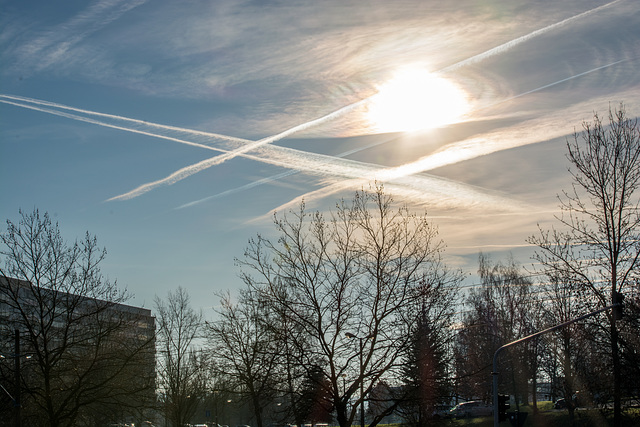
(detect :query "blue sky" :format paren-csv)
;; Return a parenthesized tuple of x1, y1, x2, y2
(1, 0, 639, 313)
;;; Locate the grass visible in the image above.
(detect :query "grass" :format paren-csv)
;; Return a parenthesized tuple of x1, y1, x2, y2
(379, 403, 640, 427)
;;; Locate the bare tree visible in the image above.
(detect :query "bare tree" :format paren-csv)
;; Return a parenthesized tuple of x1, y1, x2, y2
(538, 271, 585, 424)
(236, 185, 461, 427)
(155, 287, 207, 427)
(207, 289, 280, 427)
(528, 103, 640, 426)
(0, 209, 155, 427)
(455, 254, 539, 407)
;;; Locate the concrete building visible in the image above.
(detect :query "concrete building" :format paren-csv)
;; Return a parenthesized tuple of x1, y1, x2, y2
(0, 276, 156, 427)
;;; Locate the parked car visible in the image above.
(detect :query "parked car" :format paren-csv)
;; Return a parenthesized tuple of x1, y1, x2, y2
(554, 398, 567, 409)
(449, 401, 493, 418)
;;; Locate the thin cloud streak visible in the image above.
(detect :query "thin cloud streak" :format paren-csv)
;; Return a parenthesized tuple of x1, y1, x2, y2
(176, 170, 298, 209)
(442, 0, 622, 72)
(489, 59, 631, 106)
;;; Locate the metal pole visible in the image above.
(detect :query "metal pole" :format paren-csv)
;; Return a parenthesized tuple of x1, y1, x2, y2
(359, 338, 364, 427)
(14, 329, 21, 427)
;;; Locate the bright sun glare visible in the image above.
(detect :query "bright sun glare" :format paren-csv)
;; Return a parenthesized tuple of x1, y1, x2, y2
(367, 67, 470, 133)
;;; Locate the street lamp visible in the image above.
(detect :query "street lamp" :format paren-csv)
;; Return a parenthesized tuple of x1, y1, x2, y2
(346, 332, 372, 427)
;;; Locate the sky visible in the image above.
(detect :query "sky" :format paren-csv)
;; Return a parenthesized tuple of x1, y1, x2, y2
(1, 0, 639, 314)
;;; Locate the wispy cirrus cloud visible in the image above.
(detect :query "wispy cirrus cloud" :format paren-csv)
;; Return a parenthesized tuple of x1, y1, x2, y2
(6, 0, 147, 75)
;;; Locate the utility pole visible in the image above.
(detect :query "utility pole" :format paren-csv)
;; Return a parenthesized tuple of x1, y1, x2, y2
(14, 329, 21, 427)
(358, 338, 365, 427)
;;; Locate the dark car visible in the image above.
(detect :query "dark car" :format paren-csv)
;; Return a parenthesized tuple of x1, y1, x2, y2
(554, 398, 567, 409)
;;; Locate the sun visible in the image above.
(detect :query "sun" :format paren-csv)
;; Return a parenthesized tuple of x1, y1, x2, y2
(366, 66, 470, 133)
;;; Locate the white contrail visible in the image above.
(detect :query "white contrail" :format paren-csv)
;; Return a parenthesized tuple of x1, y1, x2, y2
(0, 97, 228, 153)
(172, 58, 634, 208)
(175, 134, 398, 209)
(442, 0, 622, 72)
(1, 1, 627, 204)
(0, 94, 248, 145)
(111, 0, 624, 199)
(492, 58, 629, 105)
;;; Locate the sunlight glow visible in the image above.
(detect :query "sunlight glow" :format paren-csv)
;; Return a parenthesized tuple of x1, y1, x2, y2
(367, 67, 470, 133)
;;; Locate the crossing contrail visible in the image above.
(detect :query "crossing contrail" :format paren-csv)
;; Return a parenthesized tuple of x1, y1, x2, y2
(109, 0, 624, 200)
(175, 135, 398, 209)
(0, 0, 626, 206)
(1, 94, 519, 209)
(1, 55, 631, 208)
(158, 57, 635, 208)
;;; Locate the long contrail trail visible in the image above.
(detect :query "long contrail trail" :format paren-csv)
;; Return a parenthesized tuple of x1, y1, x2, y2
(0, 98, 234, 153)
(0, 0, 625, 204)
(1, 93, 516, 209)
(1, 56, 630, 207)
(158, 58, 634, 207)
(108, 0, 624, 199)
(175, 135, 398, 209)
(442, 0, 622, 72)
(0, 94, 248, 145)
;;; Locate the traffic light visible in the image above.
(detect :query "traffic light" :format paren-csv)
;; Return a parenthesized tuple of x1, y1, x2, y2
(498, 394, 510, 422)
(613, 291, 625, 321)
